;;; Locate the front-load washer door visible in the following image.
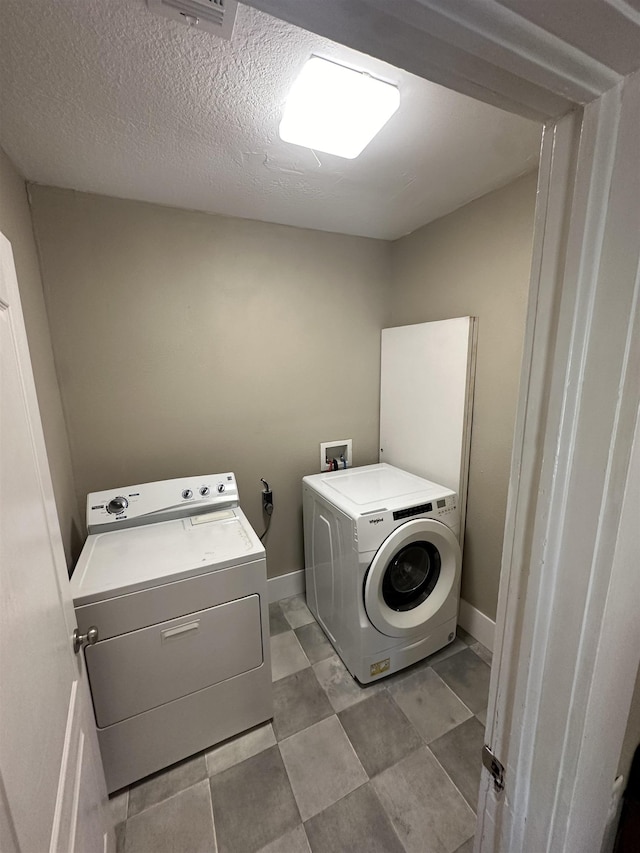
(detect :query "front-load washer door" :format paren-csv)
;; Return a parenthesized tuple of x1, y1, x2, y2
(364, 518, 461, 638)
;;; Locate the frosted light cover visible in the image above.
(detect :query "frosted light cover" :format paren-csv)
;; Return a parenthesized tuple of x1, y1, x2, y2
(279, 56, 400, 159)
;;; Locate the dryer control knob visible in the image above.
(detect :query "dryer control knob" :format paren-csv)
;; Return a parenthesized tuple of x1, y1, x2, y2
(182, 489, 193, 500)
(107, 496, 128, 515)
(217, 483, 225, 493)
(199, 486, 210, 497)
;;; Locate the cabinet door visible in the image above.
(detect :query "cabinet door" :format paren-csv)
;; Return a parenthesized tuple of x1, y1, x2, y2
(380, 317, 476, 535)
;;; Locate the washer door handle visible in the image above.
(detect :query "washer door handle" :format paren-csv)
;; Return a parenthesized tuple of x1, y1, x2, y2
(73, 625, 99, 654)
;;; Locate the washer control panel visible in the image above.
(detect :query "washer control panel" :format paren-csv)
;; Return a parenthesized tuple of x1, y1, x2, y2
(434, 494, 458, 518)
(86, 473, 238, 533)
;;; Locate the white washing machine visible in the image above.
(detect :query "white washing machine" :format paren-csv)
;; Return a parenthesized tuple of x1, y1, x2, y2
(303, 463, 461, 683)
(70, 472, 272, 793)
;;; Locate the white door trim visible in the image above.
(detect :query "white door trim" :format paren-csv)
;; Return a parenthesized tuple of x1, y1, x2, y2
(478, 73, 640, 852)
(242, 0, 623, 119)
(475, 106, 584, 850)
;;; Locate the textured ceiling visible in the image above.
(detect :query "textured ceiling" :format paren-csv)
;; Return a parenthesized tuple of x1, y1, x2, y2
(0, 0, 541, 240)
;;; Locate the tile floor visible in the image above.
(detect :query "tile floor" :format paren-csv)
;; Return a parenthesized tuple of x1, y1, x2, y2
(111, 595, 492, 853)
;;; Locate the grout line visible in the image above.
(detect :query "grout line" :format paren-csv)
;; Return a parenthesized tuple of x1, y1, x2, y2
(428, 669, 476, 722)
(425, 742, 479, 816)
(385, 667, 475, 735)
(333, 714, 369, 781)
(384, 682, 426, 734)
(115, 820, 126, 853)
(276, 712, 339, 747)
(126, 776, 208, 820)
(367, 775, 430, 852)
(383, 671, 484, 816)
(468, 641, 493, 668)
(300, 821, 313, 852)
(295, 632, 313, 668)
(300, 778, 371, 829)
(207, 775, 219, 853)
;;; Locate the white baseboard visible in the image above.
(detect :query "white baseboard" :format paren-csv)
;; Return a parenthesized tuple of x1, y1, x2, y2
(267, 569, 305, 603)
(458, 598, 496, 651)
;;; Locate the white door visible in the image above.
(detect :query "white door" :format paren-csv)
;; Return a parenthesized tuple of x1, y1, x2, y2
(0, 233, 113, 853)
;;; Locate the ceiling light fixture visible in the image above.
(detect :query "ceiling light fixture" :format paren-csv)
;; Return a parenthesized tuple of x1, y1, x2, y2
(279, 56, 400, 160)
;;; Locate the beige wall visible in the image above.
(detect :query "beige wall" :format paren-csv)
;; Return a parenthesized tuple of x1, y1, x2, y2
(29, 187, 390, 578)
(28, 175, 535, 612)
(0, 150, 81, 567)
(390, 172, 537, 620)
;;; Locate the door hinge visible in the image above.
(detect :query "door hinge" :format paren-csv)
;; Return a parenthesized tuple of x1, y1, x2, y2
(482, 744, 505, 792)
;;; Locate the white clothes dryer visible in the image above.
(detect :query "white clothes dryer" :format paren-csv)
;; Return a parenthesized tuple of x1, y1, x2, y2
(70, 473, 272, 792)
(303, 463, 461, 683)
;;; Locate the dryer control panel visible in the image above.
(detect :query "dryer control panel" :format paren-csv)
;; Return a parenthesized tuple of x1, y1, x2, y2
(86, 473, 238, 533)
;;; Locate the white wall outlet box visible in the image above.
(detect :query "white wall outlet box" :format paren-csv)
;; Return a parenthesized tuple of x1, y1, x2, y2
(320, 439, 352, 472)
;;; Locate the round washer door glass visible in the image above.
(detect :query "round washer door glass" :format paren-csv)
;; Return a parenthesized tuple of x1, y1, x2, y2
(382, 541, 441, 611)
(364, 517, 461, 638)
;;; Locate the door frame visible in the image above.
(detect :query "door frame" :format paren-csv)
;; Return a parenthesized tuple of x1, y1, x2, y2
(478, 76, 640, 851)
(242, 3, 640, 849)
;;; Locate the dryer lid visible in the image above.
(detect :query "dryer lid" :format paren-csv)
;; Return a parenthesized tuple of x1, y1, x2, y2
(70, 507, 264, 605)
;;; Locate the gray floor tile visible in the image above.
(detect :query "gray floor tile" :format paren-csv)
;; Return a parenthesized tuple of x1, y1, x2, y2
(269, 601, 291, 636)
(271, 631, 310, 681)
(476, 707, 488, 727)
(279, 595, 315, 629)
(426, 638, 469, 667)
(382, 640, 468, 688)
(109, 789, 128, 824)
(454, 837, 475, 853)
(373, 747, 476, 853)
(432, 648, 491, 715)
(279, 716, 368, 821)
(272, 667, 334, 741)
(128, 753, 207, 817)
(338, 691, 423, 777)
(125, 780, 215, 853)
(294, 622, 334, 665)
(115, 821, 126, 853)
(312, 654, 382, 712)
(469, 641, 493, 667)
(205, 722, 276, 776)
(257, 824, 310, 853)
(456, 627, 475, 645)
(210, 745, 300, 853)
(304, 783, 405, 853)
(389, 666, 473, 743)
(429, 716, 486, 810)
